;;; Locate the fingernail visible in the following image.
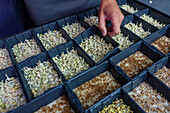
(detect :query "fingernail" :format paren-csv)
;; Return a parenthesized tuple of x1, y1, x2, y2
(102, 30, 105, 36)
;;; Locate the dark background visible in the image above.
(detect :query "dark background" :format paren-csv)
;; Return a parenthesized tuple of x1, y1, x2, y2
(0, 0, 169, 39)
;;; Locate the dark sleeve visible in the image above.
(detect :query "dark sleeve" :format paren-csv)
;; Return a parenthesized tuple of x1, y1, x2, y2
(0, 0, 34, 38)
(24, 0, 100, 26)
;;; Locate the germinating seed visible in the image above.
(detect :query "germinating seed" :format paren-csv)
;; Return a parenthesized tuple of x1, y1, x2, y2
(37, 30, 67, 50)
(80, 34, 114, 63)
(140, 14, 166, 29)
(73, 71, 121, 110)
(129, 82, 170, 113)
(23, 61, 62, 97)
(117, 51, 154, 78)
(84, 15, 98, 26)
(154, 66, 170, 87)
(12, 39, 41, 63)
(99, 99, 133, 113)
(124, 22, 151, 38)
(52, 49, 89, 80)
(120, 3, 139, 14)
(112, 32, 134, 50)
(151, 35, 170, 55)
(0, 74, 26, 113)
(0, 48, 12, 70)
(63, 22, 85, 39)
(35, 96, 75, 113)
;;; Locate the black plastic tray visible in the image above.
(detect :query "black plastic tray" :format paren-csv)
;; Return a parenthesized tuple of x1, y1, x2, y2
(110, 41, 164, 81)
(144, 25, 170, 56)
(57, 15, 89, 39)
(148, 56, 170, 90)
(32, 22, 70, 51)
(0, 66, 28, 113)
(73, 26, 119, 65)
(47, 41, 95, 81)
(66, 60, 130, 112)
(0, 39, 15, 71)
(12, 83, 79, 113)
(121, 15, 159, 39)
(5, 30, 44, 64)
(16, 52, 65, 101)
(135, 8, 170, 29)
(88, 88, 143, 113)
(117, 0, 146, 16)
(123, 70, 170, 112)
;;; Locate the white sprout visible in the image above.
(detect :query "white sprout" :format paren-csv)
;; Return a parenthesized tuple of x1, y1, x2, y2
(124, 22, 151, 38)
(80, 34, 114, 63)
(120, 3, 139, 14)
(63, 22, 85, 39)
(0, 48, 12, 70)
(52, 49, 89, 80)
(84, 15, 98, 26)
(0, 74, 26, 112)
(23, 61, 62, 97)
(140, 14, 166, 29)
(112, 32, 134, 50)
(12, 39, 41, 63)
(37, 30, 67, 50)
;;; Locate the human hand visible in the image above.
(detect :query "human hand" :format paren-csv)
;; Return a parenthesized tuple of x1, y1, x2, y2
(99, 0, 124, 36)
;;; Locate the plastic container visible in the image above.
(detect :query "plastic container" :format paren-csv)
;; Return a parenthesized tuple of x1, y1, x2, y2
(117, 0, 146, 16)
(110, 41, 164, 81)
(123, 71, 170, 112)
(73, 26, 119, 65)
(57, 15, 89, 39)
(5, 30, 44, 64)
(88, 88, 144, 113)
(148, 56, 170, 90)
(0, 39, 15, 71)
(144, 25, 170, 56)
(66, 60, 130, 112)
(12, 83, 78, 113)
(135, 8, 170, 28)
(48, 41, 95, 81)
(121, 15, 159, 39)
(16, 52, 65, 101)
(0, 66, 28, 113)
(32, 22, 70, 51)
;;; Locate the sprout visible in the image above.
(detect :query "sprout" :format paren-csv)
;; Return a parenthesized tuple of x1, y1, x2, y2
(84, 15, 98, 26)
(37, 30, 67, 50)
(73, 71, 121, 109)
(63, 22, 85, 39)
(0, 74, 26, 112)
(129, 82, 170, 113)
(23, 61, 62, 97)
(140, 14, 166, 29)
(120, 3, 139, 14)
(12, 39, 41, 63)
(0, 48, 12, 70)
(99, 99, 133, 113)
(52, 49, 89, 80)
(35, 96, 75, 113)
(124, 22, 151, 38)
(80, 34, 114, 63)
(112, 32, 134, 50)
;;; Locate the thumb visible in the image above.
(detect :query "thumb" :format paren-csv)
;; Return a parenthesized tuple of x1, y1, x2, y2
(99, 12, 107, 36)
